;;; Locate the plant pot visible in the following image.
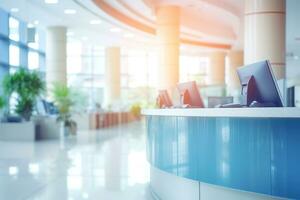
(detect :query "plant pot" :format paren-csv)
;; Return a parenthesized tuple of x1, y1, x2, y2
(0, 110, 3, 122)
(60, 122, 71, 138)
(22, 112, 32, 122)
(64, 126, 71, 137)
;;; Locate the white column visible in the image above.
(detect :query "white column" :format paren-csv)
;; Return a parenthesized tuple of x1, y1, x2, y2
(156, 6, 180, 93)
(207, 52, 226, 86)
(105, 47, 121, 106)
(46, 26, 67, 95)
(244, 0, 286, 79)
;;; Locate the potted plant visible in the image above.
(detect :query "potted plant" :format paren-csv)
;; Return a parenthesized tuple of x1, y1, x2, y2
(2, 69, 45, 121)
(130, 102, 141, 120)
(51, 83, 77, 136)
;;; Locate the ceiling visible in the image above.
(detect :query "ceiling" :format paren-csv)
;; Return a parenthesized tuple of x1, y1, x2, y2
(0, 0, 245, 52)
(0, 0, 154, 48)
(0, 0, 298, 57)
(92, 0, 244, 49)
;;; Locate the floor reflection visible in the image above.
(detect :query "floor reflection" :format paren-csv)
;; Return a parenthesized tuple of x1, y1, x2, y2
(0, 120, 151, 200)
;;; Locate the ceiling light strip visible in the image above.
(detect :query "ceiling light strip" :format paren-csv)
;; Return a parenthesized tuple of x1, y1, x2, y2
(92, 0, 155, 34)
(74, 0, 231, 49)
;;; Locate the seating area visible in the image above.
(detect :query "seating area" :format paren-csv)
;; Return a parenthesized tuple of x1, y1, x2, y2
(89, 111, 140, 129)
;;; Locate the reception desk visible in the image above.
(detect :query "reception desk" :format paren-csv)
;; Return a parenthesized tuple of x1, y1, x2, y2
(142, 108, 300, 200)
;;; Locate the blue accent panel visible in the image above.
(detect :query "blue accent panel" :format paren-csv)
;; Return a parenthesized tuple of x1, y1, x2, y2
(38, 28, 46, 51)
(20, 47, 28, 68)
(0, 39, 9, 64)
(0, 8, 9, 35)
(0, 8, 45, 70)
(19, 20, 27, 43)
(0, 65, 9, 95)
(146, 116, 300, 199)
(39, 54, 45, 71)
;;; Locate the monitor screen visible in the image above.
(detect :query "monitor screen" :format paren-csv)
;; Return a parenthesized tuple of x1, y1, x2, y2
(237, 60, 284, 107)
(36, 98, 47, 115)
(177, 81, 204, 108)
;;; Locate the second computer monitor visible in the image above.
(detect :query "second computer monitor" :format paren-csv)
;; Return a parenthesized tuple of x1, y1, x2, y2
(177, 81, 204, 108)
(237, 60, 284, 107)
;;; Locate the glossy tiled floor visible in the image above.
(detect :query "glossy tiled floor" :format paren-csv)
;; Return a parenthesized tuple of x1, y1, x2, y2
(0, 121, 152, 200)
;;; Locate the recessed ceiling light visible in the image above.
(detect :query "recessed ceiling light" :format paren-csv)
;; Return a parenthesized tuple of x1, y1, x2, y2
(10, 8, 19, 12)
(110, 27, 121, 33)
(64, 9, 76, 14)
(124, 33, 134, 38)
(180, 46, 186, 50)
(45, 0, 58, 4)
(33, 20, 39, 25)
(9, 166, 19, 175)
(89, 20, 101, 25)
(27, 23, 34, 28)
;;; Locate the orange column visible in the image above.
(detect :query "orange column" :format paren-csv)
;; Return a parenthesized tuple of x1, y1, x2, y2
(207, 52, 226, 86)
(244, 0, 286, 79)
(227, 51, 244, 90)
(226, 51, 244, 100)
(105, 47, 121, 106)
(156, 6, 180, 93)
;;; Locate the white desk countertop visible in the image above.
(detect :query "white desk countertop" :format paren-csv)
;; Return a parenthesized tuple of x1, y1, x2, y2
(142, 108, 300, 118)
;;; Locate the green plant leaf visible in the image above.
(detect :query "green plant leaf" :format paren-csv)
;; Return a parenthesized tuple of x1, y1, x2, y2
(2, 68, 45, 120)
(0, 96, 5, 110)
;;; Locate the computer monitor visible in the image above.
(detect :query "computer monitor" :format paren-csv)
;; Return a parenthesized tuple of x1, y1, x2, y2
(177, 81, 204, 108)
(36, 98, 47, 115)
(157, 90, 173, 108)
(237, 60, 284, 107)
(286, 86, 295, 107)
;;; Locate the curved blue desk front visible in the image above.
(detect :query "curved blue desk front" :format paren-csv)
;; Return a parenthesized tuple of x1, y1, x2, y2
(143, 108, 300, 199)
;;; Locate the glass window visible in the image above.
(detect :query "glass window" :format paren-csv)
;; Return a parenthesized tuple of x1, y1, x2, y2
(147, 52, 158, 87)
(180, 56, 208, 85)
(9, 17, 19, 41)
(121, 75, 128, 88)
(93, 56, 105, 75)
(28, 51, 39, 70)
(120, 48, 159, 103)
(9, 45, 20, 66)
(67, 42, 82, 74)
(9, 67, 17, 74)
(67, 42, 105, 105)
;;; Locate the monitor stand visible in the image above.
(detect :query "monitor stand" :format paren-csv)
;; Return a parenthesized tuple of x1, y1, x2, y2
(241, 76, 277, 107)
(248, 101, 276, 107)
(217, 103, 245, 108)
(219, 76, 257, 108)
(241, 75, 258, 106)
(180, 90, 191, 107)
(220, 76, 276, 108)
